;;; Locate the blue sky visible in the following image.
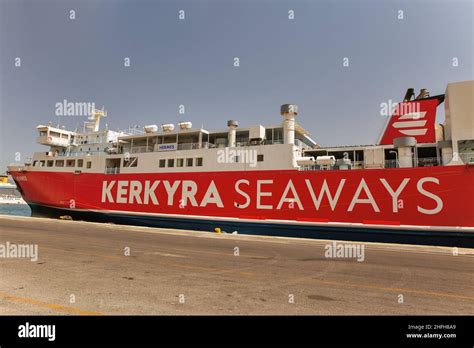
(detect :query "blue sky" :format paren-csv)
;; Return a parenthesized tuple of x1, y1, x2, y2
(1, 0, 472, 171)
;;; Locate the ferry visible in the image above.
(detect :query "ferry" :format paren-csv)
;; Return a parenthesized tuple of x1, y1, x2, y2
(0, 175, 26, 205)
(7, 80, 474, 246)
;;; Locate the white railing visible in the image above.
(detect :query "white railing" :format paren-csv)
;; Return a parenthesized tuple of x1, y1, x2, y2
(294, 139, 312, 150)
(177, 142, 214, 150)
(416, 157, 440, 167)
(301, 157, 446, 171)
(384, 159, 398, 168)
(129, 146, 154, 154)
(105, 167, 120, 174)
(122, 127, 145, 135)
(57, 150, 104, 157)
(385, 158, 442, 168)
(460, 152, 474, 164)
(266, 139, 284, 145)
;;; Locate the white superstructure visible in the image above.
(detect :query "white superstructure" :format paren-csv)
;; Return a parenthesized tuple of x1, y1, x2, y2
(13, 81, 474, 176)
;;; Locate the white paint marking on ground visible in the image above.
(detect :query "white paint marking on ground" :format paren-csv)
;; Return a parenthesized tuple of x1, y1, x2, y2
(151, 251, 185, 258)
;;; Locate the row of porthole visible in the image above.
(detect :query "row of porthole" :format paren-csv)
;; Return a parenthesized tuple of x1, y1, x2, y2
(33, 159, 92, 169)
(158, 157, 203, 168)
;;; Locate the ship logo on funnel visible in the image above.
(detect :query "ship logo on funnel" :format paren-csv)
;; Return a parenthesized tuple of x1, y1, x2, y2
(379, 99, 439, 145)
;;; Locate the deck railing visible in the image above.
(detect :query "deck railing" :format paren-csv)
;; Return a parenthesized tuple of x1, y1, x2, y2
(105, 167, 120, 174)
(56, 150, 105, 157)
(300, 157, 448, 171)
(416, 157, 440, 167)
(177, 142, 214, 150)
(460, 152, 474, 164)
(384, 159, 399, 168)
(129, 146, 154, 154)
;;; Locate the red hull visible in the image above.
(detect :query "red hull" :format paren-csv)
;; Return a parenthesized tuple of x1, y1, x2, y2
(10, 165, 474, 228)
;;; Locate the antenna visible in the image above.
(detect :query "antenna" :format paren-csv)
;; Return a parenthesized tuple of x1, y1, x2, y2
(85, 106, 107, 132)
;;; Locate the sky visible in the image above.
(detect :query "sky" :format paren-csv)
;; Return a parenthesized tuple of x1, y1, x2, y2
(0, 0, 473, 171)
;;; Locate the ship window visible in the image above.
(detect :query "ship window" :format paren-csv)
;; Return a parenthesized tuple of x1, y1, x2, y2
(86, 161, 92, 169)
(77, 159, 83, 167)
(177, 158, 184, 167)
(39, 131, 47, 137)
(168, 159, 174, 167)
(196, 158, 203, 166)
(47, 160, 54, 167)
(257, 154, 264, 162)
(55, 160, 64, 167)
(123, 157, 138, 168)
(66, 160, 75, 167)
(39, 161, 45, 167)
(33, 161, 38, 167)
(186, 158, 193, 167)
(273, 128, 283, 143)
(159, 159, 166, 168)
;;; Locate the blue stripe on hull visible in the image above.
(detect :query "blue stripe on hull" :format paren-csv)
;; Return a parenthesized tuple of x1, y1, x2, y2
(29, 203, 474, 248)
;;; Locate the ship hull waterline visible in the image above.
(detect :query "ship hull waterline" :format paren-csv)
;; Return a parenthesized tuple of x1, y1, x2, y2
(26, 202, 474, 247)
(10, 165, 474, 248)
